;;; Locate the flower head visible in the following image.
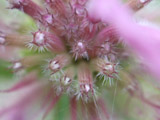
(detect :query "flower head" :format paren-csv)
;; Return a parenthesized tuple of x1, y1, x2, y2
(0, 0, 160, 120)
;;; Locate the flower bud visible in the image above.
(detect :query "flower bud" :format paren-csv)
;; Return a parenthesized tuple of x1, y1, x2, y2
(28, 30, 65, 52)
(78, 64, 93, 97)
(77, 0, 87, 5)
(42, 14, 53, 24)
(73, 4, 87, 17)
(37, 9, 54, 27)
(32, 31, 46, 46)
(71, 40, 89, 60)
(60, 69, 74, 86)
(96, 58, 118, 78)
(10, 55, 43, 72)
(45, 0, 66, 16)
(9, 0, 44, 20)
(61, 76, 72, 86)
(49, 54, 70, 74)
(96, 42, 114, 57)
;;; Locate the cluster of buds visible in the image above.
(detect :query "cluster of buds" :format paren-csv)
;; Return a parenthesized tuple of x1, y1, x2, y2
(49, 68, 74, 96)
(3, 0, 152, 103)
(5, 0, 122, 101)
(1, 0, 160, 120)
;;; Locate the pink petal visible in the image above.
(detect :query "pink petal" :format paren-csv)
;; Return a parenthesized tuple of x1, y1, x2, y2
(0, 73, 37, 93)
(98, 99, 110, 119)
(88, 0, 160, 80)
(0, 82, 43, 119)
(42, 95, 60, 120)
(70, 98, 77, 120)
(139, 95, 160, 110)
(9, 0, 44, 21)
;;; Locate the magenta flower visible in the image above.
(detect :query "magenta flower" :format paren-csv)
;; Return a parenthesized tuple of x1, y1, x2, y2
(0, 0, 160, 120)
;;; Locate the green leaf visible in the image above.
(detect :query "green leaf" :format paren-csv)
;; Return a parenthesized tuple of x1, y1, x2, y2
(0, 59, 13, 79)
(54, 95, 70, 120)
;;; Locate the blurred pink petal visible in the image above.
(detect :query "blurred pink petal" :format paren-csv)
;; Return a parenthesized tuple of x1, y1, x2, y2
(0, 46, 19, 61)
(98, 99, 110, 119)
(0, 73, 37, 93)
(0, 72, 55, 120)
(140, 95, 160, 110)
(88, 0, 160, 80)
(0, 81, 44, 120)
(70, 97, 77, 120)
(42, 95, 60, 120)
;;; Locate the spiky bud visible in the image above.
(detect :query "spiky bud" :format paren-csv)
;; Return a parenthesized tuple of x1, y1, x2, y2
(27, 30, 65, 52)
(96, 58, 118, 78)
(49, 54, 70, 74)
(71, 40, 89, 60)
(32, 31, 46, 46)
(77, 64, 94, 100)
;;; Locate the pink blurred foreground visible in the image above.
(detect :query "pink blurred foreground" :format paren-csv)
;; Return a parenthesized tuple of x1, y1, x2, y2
(88, 0, 160, 80)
